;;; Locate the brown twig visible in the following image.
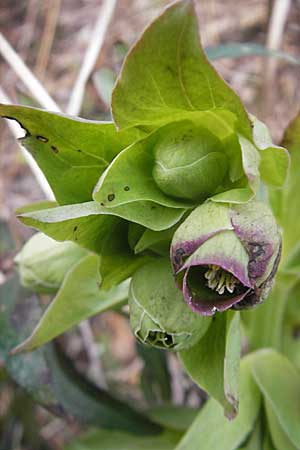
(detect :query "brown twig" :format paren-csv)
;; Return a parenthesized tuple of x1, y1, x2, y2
(35, 0, 61, 80)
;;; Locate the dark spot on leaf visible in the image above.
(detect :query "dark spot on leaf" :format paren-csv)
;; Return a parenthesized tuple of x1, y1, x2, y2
(51, 145, 59, 153)
(166, 65, 175, 75)
(77, 149, 82, 153)
(100, 202, 104, 206)
(124, 186, 130, 191)
(73, 226, 78, 232)
(292, 324, 300, 339)
(108, 194, 115, 202)
(36, 135, 48, 143)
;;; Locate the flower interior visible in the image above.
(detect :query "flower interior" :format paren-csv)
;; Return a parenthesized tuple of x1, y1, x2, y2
(204, 264, 239, 295)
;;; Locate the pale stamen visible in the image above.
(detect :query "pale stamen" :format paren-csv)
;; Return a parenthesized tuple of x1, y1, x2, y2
(204, 265, 238, 295)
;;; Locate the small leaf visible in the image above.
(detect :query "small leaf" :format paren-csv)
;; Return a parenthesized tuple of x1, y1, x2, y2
(66, 429, 180, 450)
(12, 255, 129, 352)
(0, 104, 141, 204)
(175, 355, 261, 450)
(251, 115, 289, 188)
(179, 311, 241, 417)
(206, 42, 300, 65)
(112, 0, 251, 138)
(252, 349, 300, 448)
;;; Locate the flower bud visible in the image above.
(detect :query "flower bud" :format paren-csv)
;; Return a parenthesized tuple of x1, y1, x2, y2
(129, 259, 210, 351)
(171, 201, 281, 316)
(152, 122, 228, 201)
(15, 232, 88, 293)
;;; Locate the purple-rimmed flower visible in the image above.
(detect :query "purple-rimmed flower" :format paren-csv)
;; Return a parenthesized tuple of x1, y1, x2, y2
(171, 201, 281, 316)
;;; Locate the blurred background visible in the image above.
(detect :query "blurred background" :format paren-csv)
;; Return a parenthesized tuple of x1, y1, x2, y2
(0, 0, 299, 448)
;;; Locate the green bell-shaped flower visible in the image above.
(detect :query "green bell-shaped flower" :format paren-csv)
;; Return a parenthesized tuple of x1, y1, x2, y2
(129, 258, 210, 351)
(15, 232, 88, 293)
(171, 201, 282, 316)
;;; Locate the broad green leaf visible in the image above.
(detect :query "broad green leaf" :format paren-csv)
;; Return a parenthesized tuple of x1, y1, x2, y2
(179, 311, 241, 417)
(18, 202, 151, 288)
(0, 275, 160, 435)
(0, 104, 141, 204)
(18, 200, 184, 237)
(206, 43, 300, 65)
(15, 232, 89, 293)
(66, 429, 180, 450)
(175, 355, 261, 450)
(137, 344, 172, 405)
(129, 259, 211, 351)
(12, 255, 129, 353)
(147, 406, 197, 432)
(112, 0, 252, 138)
(252, 349, 300, 448)
(18, 202, 119, 253)
(268, 115, 300, 257)
(265, 401, 298, 450)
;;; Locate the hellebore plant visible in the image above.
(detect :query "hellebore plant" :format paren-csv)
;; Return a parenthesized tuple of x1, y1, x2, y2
(2, 1, 300, 449)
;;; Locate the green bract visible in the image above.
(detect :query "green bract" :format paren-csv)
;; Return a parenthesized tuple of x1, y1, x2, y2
(129, 259, 211, 351)
(15, 232, 89, 293)
(152, 123, 227, 201)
